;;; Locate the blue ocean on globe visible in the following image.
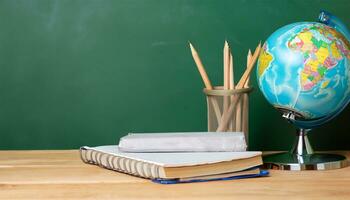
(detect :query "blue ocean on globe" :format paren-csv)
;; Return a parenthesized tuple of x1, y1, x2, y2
(257, 22, 350, 120)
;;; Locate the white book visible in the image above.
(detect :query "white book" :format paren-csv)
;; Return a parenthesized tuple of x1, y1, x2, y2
(80, 145, 262, 179)
(118, 132, 247, 152)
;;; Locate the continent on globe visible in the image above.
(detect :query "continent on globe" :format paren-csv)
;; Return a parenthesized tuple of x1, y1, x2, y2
(257, 44, 273, 77)
(288, 24, 348, 91)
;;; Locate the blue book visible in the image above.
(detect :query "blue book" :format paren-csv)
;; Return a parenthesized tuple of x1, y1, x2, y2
(152, 168, 269, 184)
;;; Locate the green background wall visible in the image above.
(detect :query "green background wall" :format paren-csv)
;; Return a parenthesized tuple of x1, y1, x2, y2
(0, 0, 349, 150)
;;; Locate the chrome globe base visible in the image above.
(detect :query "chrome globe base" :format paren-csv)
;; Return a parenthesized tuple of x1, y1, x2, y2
(263, 129, 348, 170)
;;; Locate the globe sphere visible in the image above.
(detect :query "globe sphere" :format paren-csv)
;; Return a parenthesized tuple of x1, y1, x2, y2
(257, 22, 350, 120)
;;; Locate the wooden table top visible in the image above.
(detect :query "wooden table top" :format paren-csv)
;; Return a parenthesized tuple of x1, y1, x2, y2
(0, 150, 349, 200)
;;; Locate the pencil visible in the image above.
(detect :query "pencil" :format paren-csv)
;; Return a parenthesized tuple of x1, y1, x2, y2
(217, 42, 261, 131)
(223, 41, 230, 130)
(242, 49, 252, 143)
(245, 50, 252, 88)
(234, 49, 242, 132)
(189, 42, 213, 90)
(189, 42, 222, 124)
(229, 49, 235, 131)
(229, 49, 234, 91)
(236, 42, 261, 88)
(237, 50, 252, 132)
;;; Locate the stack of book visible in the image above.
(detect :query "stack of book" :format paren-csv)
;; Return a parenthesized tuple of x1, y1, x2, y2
(80, 132, 268, 184)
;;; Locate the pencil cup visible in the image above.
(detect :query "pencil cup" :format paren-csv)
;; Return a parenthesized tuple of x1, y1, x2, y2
(203, 86, 253, 143)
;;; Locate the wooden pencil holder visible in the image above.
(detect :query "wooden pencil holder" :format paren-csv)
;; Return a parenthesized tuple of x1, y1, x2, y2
(203, 86, 253, 143)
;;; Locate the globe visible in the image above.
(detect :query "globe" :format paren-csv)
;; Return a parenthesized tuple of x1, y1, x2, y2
(257, 22, 350, 121)
(259, 12, 350, 171)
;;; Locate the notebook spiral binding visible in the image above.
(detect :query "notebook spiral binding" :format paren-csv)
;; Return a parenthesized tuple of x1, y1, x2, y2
(79, 146, 162, 179)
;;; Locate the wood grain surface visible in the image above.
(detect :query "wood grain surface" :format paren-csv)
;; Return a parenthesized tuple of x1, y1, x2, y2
(0, 150, 349, 200)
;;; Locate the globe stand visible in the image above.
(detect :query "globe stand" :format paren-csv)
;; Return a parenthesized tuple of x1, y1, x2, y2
(263, 129, 348, 170)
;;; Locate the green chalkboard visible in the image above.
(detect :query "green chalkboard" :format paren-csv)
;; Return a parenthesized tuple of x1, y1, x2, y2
(0, 0, 349, 150)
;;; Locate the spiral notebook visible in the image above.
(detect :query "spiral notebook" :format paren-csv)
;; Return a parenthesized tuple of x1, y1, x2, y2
(80, 145, 267, 183)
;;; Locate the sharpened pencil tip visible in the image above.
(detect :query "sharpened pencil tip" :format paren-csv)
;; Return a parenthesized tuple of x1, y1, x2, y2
(189, 42, 198, 55)
(254, 42, 261, 52)
(189, 42, 194, 50)
(224, 40, 229, 47)
(224, 40, 230, 53)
